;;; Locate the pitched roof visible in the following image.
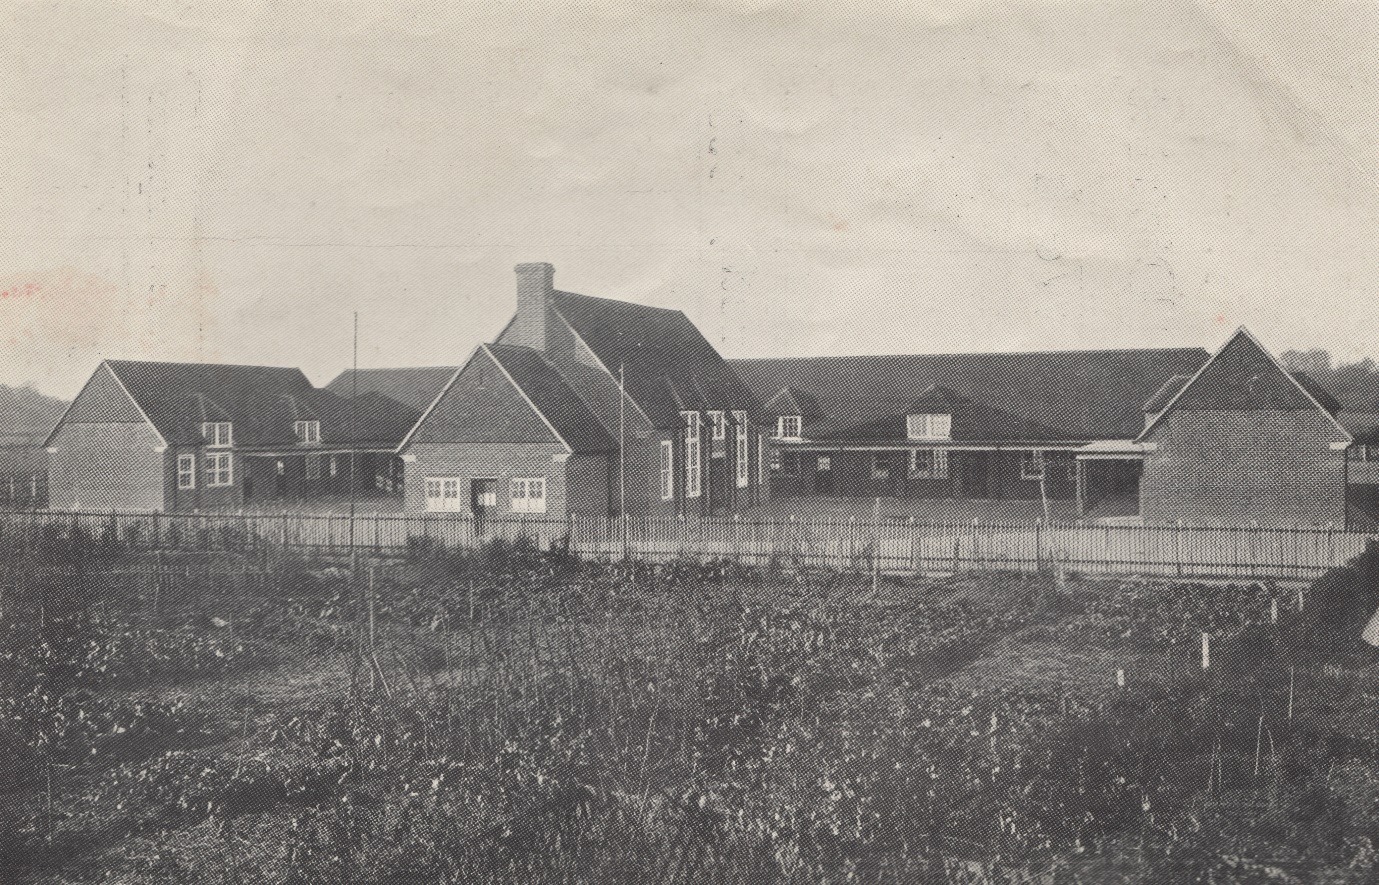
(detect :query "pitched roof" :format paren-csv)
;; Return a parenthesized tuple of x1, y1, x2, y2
(1142, 375, 1191, 414)
(732, 347, 1210, 443)
(549, 290, 762, 427)
(764, 386, 824, 420)
(483, 345, 616, 453)
(97, 360, 418, 449)
(1137, 329, 1351, 441)
(325, 367, 459, 412)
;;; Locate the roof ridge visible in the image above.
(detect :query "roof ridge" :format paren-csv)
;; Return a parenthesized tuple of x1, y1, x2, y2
(106, 358, 307, 373)
(552, 289, 684, 316)
(731, 346, 1210, 362)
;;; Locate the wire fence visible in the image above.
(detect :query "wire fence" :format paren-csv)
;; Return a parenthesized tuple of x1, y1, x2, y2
(1, 509, 1373, 581)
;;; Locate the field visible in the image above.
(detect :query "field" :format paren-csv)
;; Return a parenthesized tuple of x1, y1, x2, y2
(4, 526, 1379, 883)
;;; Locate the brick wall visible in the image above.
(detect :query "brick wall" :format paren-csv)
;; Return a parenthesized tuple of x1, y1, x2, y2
(404, 442, 571, 516)
(1141, 410, 1348, 527)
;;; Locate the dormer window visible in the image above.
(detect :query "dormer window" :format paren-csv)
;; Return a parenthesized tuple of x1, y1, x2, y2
(294, 420, 321, 445)
(202, 422, 233, 448)
(907, 414, 952, 440)
(776, 416, 803, 440)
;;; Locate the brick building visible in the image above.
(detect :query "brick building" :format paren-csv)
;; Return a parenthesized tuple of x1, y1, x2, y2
(397, 263, 769, 519)
(46, 361, 429, 512)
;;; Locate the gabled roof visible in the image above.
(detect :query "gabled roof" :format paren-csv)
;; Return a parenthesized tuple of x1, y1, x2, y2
(732, 347, 1210, 443)
(764, 386, 824, 420)
(549, 291, 762, 427)
(69, 360, 419, 449)
(326, 366, 459, 412)
(1142, 375, 1191, 415)
(483, 345, 616, 453)
(1137, 328, 1351, 442)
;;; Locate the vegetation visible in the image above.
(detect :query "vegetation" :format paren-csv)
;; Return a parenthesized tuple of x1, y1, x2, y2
(3, 526, 1379, 883)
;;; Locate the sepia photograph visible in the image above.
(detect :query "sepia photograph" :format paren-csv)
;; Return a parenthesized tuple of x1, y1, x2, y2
(1, 1, 1378, 882)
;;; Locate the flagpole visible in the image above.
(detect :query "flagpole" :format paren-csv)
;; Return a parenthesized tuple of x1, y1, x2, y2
(619, 361, 627, 555)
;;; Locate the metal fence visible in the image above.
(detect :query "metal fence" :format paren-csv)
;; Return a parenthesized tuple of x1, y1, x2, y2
(1, 509, 1372, 581)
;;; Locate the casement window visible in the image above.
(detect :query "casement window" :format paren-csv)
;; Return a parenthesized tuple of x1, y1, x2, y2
(202, 421, 233, 448)
(709, 411, 727, 441)
(871, 453, 894, 480)
(1021, 451, 1045, 481)
(907, 414, 952, 440)
(205, 452, 233, 487)
(306, 454, 323, 480)
(510, 477, 547, 514)
(909, 449, 949, 479)
(425, 477, 462, 512)
(294, 420, 321, 445)
(177, 454, 196, 490)
(683, 412, 702, 498)
(734, 411, 749, 487)
(660, 440, 674, 500)
(776, 415, 803, 440)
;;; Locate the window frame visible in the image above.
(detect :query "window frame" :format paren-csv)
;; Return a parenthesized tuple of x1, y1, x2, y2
(683, 412, 702, 499)
(202, 421, 233, 448)
(294, 419, 321, 446)
(660, 440, 675, 500)
(510, 477, 548, 514)
(776, 415, 802, 440)
(907, 413, 953, 440)
(205, 452, 234, 487)
(424, 477, 463, 512)
(177, 453, 196, 490)
(1021, 450, 1045, 481)
(733, 411, 749, 488)
(709, 410, 726, 441)
(908, 448, 949, 480)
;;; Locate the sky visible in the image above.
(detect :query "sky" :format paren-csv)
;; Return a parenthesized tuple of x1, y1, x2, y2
(0, 0, 1375, 399)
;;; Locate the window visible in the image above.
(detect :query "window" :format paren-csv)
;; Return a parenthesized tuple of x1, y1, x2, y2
(294, 420, 321, 445)
(684, 412, 702, 498)
(872, 453, 894, 480)
(660, 440, 674, 500)
(817, 454, 832, 471)
(1021, 451, 1045, 481)
(329, 455, 339, 477)
(734, 411, 749, 487)
(759, 431, 767, 486)
(202, 422, 233, 448)
(306, 454, 323, 480)
(907, 414, 952, 440)
(425, 477, 462, 512)
(709, 411, 727, 441)
(177, 454, 196, 490)
(205, 452, 233, 487)
(909, 449, 949, 479)
(511, 477, 547, 514)
(776, 415, 803, 440)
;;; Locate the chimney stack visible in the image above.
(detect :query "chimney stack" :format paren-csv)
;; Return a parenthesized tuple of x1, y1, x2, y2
(510, 262, 555, 351)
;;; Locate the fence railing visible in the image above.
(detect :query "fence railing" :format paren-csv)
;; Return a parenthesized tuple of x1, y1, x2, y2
(2, 509, 1372, 581)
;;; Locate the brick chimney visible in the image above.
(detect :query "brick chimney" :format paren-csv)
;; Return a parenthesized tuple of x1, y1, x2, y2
(508, 262, 555, 351)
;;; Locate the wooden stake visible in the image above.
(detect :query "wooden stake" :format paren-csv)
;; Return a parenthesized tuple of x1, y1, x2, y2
(1287, 666, 1295, 721)
(1253, 714, 1263, 778)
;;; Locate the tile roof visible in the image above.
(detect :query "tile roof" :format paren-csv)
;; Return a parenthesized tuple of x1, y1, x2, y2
(483, 344, 616, 453)
(325, 367, 459, 412)
(550, 291, 762, 427)
(102, 361, 418, 449)
(732, 347, 1211, 443)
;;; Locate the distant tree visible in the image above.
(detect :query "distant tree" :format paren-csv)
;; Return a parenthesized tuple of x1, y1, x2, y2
(1281, 350, 1379, 411)
(1281, 348, 1332, 374)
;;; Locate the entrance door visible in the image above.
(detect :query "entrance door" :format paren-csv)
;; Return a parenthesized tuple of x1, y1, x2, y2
(471, 479, 498, 514)
(814, 454, 835, 495)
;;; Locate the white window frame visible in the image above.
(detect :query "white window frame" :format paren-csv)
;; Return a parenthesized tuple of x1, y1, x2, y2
(202, 421, 233, 448)
(1021, 451, 1045, 481)
(329, 455, 339, 477)
(907, 414, 952, 440)
(758, 431, 766, 486)
(660, 440, 674, 500)
(909, 449, 949, 479)
(734, 411, 749, 487)
(177, 453, 196, 490)
(709, 410, 726, 441)
(683, 411, 702, 498)
(776, 415, 802, 440)
(425, 477, 463, 512)
(510, 477, 547, 514)
(294, 420, 321, 445)
(205, 452, 233, 487)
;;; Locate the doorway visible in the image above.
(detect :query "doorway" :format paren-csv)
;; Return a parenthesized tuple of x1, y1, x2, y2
(813, 454, 835, 495)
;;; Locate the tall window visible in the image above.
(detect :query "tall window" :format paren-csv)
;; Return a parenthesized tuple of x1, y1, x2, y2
(758, 431, 766, 487)
(660, 440, 674, 500)
(511, 477, 547, 514)
(684, 412, 702, 498)
(1021, 451, 1045, 480)
(909, 449, 949, 479)
(177, 454, 196, 490)
(202, 422, 233, 447)
(294, 420, 321, 445)
(907, 414, 952, 440)
(775, 416, 802, 440)
(734, 411, 749, 487)
(205, 452, 233, 487)
(425, 477, 462, 512)
(709, 411, 727, 441)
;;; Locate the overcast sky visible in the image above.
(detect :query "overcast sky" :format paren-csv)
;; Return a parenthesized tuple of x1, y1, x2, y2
(0, 0, 1375, 398)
